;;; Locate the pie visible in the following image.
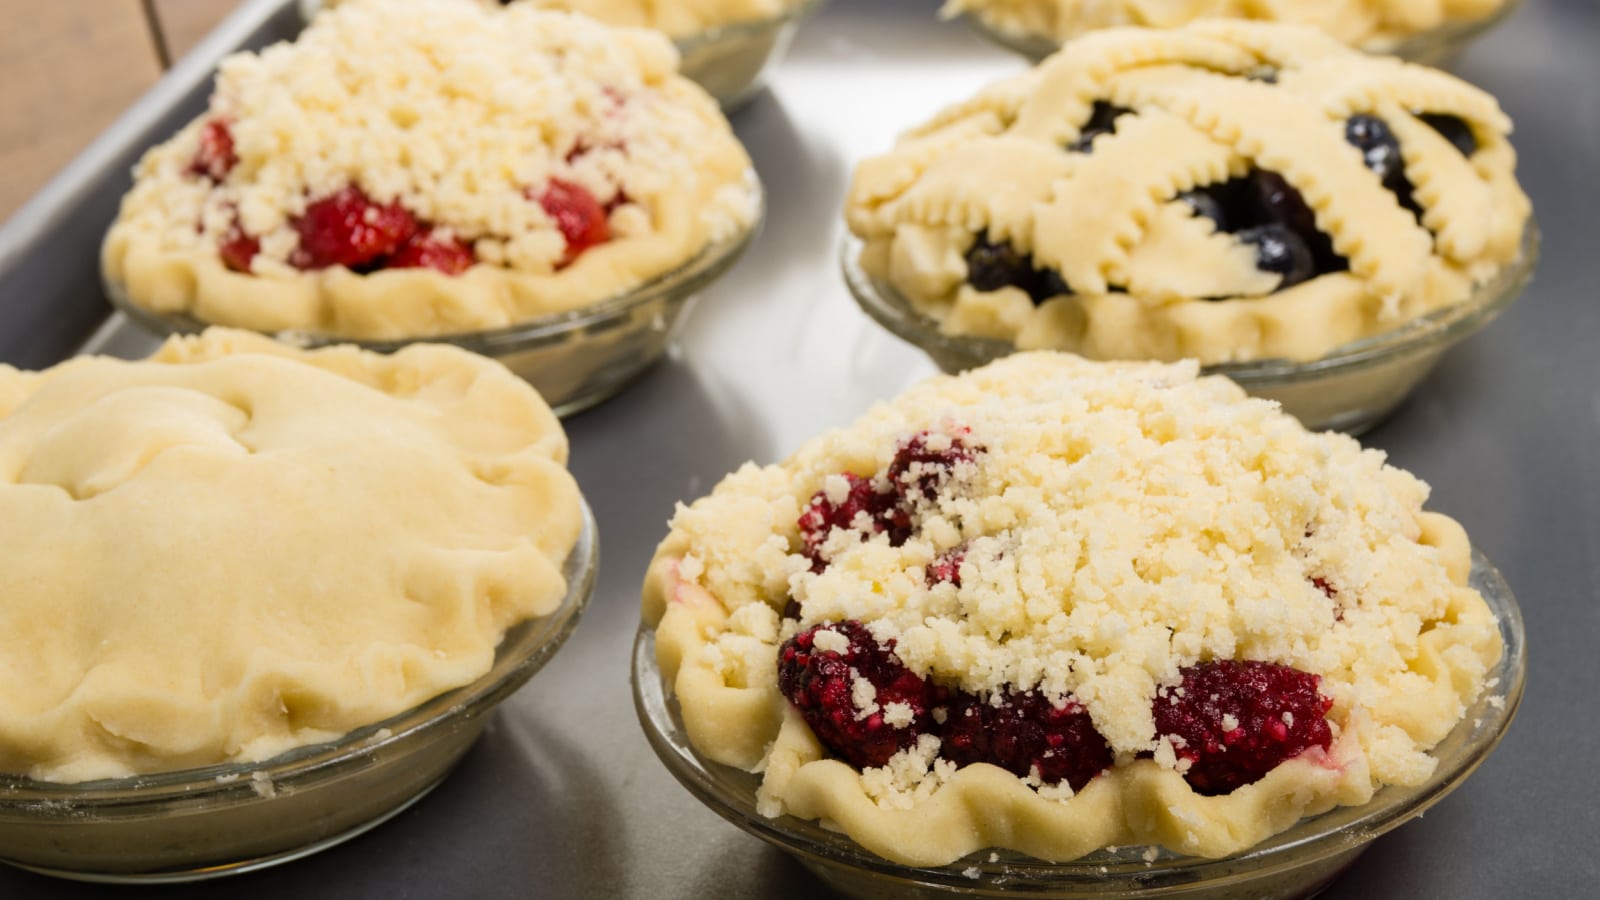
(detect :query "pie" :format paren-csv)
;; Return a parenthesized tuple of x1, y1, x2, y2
(0, 328, 583, 782)
(643, 352, 1502, 865)
(845, 21, 1530, 365)
(103, 0, 758, 341)
(942, 0, 1513, 55)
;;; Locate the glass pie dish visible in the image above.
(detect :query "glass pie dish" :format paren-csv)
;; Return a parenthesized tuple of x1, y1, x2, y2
(632, 548, 1525, 900)
(0, 501, 598, 884)
(958, 0, 1525, 68)
(843, 223, 1537, 435)
(678, 0, 829, 110)
(107, 179, 762, 418)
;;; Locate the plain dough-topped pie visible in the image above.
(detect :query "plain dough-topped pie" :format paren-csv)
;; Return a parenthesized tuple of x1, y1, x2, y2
(942, 0, 1513, 56)
(846, 20, 1530, 365)
(104, 0, 757, 341)
(643, 352, 1502, 865)
(0, 329, 582, 782)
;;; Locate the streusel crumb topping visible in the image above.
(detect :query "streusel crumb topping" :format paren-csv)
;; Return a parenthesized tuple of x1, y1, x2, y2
(656, 353, 1494, 778)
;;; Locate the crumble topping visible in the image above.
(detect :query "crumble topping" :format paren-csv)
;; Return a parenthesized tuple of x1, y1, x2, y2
(646, 352, 1501, 863)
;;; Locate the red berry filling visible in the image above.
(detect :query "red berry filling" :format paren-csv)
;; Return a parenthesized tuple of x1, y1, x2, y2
(797, 430, 984, 571)
(388, 228, 476, 275)
(797, 473, 895, 570)
(290, 186, 419, 271)
(777, 621, 945, 769)
(777, 620, 1111, 789)
(927, 546, 966, 587)
(537, 178, 611, 267)
(941, 689, 1111, 791)
(188, 120, 238, 182)
(218, 223, 259, 273)
(1153, 660, 1334, 795)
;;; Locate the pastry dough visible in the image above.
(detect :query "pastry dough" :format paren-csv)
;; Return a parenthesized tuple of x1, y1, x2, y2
(643, 352, 1501, 865)
(0, 329, 583, 782)
(846, 21, 1530, 364)
(104, 0, 757, 341)
(943, 0, 1512, 52)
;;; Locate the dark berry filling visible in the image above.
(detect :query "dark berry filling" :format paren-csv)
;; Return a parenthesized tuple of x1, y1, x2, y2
(1178, 189, 1228, 232)
(797, 472, 896, 569)
(965, 234, 1070, 304)
(189, 120, 238, 182)
(290, 186, 420, 271)
(1066, 101, 1133, 153)
(777, 621, 945, 769)
(798, 430, 984, 571)
(777, 620, 1111, 789)
(537, 177, 611, 267)
(1345, 115, 1423, 219)
(1153, 659, 1333, 795)
(1419, 113, 1477, 157)
(942, 688, 1112, 791)
(1237, 224, 1314, 290)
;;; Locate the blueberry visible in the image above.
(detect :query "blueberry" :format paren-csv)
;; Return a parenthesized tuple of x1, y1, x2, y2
(1419, 113, 1478, 157)
(1239, 224, 1315, 290)
(1178, 189, 1228, 231)
(1345, 115, 1406, 184)
(965, 237, 1034, 293)
(1067, 101, 1132, 153)
(1247, 171, 1346, 274)
(1033, 268, 1071, 302)
(964, 234, 1070, 304)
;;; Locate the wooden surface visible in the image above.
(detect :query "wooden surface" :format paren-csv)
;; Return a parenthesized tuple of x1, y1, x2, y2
(0, 0, 242, 223)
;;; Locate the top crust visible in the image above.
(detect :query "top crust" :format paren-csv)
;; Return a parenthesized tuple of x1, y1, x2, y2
(846, 21, 1530, 365)
(104, 0, 757, 340)
(0, 329, 583, 782)
(643, 352, 1501, 865)
(942, 0, 1512, 49)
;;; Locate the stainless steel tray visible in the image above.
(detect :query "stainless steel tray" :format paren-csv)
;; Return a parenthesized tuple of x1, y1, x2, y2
(0, 0, 1597, 896)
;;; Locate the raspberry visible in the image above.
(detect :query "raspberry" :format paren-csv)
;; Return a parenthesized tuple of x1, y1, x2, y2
(188, 120, 237, 182)
(776, 621, 943, 769)
(927, 546, 966, 587)
(941, 689, 1111, 791)
(1153, 660, 1333, 795)
(389, 229, 475, 275)
(218, 224, 259, 273)
(885, 429, 983, 503)
(537, 178, 611, 267)
(291, 186, 419, 271)
(797, 473, 893, 569)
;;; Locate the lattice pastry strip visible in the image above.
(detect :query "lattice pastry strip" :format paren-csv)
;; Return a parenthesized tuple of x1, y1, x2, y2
(1112, 202, 1277, 301)
(1033, 106, 1242, 291)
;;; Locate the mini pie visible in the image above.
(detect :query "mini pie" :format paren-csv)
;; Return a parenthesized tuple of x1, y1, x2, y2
(492, 0, 811, 40)
(0, 328, 583, 783)
(643, 352, 1502, 866)
(846, 20, 1531, 365)
(942, 0, 1512, 53)
(104, 0, 758, 342)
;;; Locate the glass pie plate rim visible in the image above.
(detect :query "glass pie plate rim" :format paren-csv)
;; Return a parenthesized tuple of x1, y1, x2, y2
(959, 0, 1526, 65)
(0, 499, 599, 883)
(104, 171, 765, 358)
(673, 0, 829, 57)
(840, 219, 1538, 388)
(632, 549, 1525, 896)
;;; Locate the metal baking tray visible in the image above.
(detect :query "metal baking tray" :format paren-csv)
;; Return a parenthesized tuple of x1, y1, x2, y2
(1, 0, 1596, 896)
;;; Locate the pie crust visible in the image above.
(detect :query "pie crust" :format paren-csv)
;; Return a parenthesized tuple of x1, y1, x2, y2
(942, 0, 1512, 52)
(845, 20, 1530, 365)
(642, 352, 1501, 865)
(494, 0, 809, 39)
(0, 329, 583, 782)
(103, 0, 758, 341)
